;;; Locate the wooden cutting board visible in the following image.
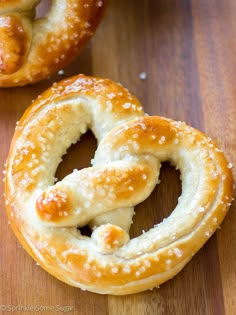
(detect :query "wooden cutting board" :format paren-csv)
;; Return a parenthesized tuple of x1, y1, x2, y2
(0, 1, 235, 314)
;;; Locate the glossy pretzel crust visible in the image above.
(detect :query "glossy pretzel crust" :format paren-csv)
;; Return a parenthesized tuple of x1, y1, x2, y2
(5, 75, 234, 294)
(0, 0, 108, 86)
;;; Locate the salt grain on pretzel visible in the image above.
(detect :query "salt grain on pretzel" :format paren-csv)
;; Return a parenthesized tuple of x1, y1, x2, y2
(0, 0, 108, 86)
(4, 74, 234, 294)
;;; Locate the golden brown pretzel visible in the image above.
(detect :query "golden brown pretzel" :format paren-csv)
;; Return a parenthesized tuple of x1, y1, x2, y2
(0, 0, 108, 86)
(4, 75, 234, 295)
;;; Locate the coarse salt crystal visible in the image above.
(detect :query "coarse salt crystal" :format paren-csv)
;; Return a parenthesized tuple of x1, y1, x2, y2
(139, 72, 147, 80)
(123, 102, 131, 109)
(58, 69, 65, 75)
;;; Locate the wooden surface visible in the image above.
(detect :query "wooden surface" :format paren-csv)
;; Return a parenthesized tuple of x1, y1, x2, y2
(0, 0, 236, 314)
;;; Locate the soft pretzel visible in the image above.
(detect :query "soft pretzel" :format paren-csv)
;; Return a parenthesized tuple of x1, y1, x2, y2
(0, 0, 108, 86)
(4, 75, 234, 295)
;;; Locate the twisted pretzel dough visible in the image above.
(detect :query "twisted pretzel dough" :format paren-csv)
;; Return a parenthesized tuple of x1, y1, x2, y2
(0, 0, 108, 86)
(5, 75, 234, 295)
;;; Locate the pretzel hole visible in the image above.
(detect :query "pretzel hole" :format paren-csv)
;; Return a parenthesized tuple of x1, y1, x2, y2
(36, 0, 52, 19)
(55, 130, 97, 181)
(79, 225, 93, 237)
(130, 162, 181, 238)
(55, 130, 97, 237)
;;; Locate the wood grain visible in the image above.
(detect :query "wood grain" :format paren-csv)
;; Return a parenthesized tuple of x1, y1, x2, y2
(0, 0, 235, 314)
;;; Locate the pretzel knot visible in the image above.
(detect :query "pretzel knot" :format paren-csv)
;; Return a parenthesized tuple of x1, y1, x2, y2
(0, 0, 108, 86)
(5, 75, 234, 295)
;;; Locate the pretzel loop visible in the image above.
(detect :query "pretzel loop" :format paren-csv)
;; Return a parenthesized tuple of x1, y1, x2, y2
(0, 0, 108, 86)
(5, 75, 234, 295)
